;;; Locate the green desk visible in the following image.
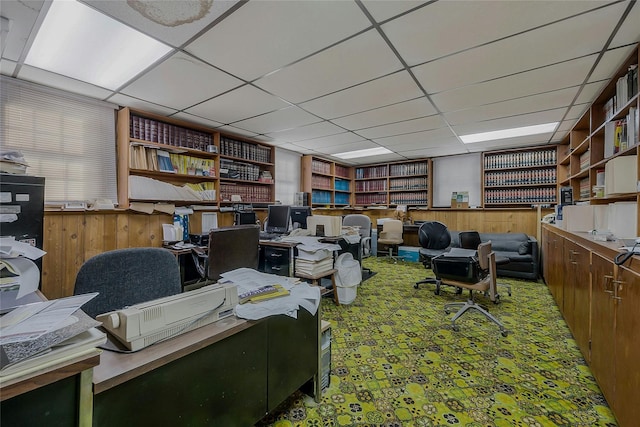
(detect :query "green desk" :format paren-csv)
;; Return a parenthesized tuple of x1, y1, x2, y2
(92, 309, 320, 426)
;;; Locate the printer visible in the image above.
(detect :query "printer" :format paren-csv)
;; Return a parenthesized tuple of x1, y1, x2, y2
(97, 283, 238, 351)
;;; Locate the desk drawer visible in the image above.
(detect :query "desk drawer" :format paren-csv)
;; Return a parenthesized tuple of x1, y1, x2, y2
(264, 261, 290, 276)
(263, 247, 289, 265)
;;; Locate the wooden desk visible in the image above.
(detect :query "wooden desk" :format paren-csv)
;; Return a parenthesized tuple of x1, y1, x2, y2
(93, 310, 319, 426)
(1, 350, 101, 427)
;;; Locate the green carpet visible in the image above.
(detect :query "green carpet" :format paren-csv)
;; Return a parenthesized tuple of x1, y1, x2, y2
(257, 257, 617, 427)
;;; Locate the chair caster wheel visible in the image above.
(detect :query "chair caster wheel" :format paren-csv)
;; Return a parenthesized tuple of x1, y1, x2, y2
(414, 284, 419, 289)
(434, 288, 440, 295)
(455, 287, 462, 294)
(452, 325, 460, 332)
(444, 310, 450, 315)
(501, 330, 508, 337)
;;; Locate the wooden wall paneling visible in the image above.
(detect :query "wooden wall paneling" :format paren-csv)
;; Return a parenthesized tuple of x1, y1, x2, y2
(116, 212, 130, 249)
(84, 214, 106, 261)
(42, 213, 64, 299)
(102, 214, 119, 252)
(127, 212, 152, 248)
(61, 214, 84, 299)
(148, 213, 167, 247)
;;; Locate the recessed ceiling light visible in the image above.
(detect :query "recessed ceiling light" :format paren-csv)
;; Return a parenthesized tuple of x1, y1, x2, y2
(24, 0, 172, 90)
(333, 147, 393, 159)
(460, 122, 559, 144)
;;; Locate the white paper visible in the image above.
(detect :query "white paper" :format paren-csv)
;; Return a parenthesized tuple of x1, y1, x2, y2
(0, 237, 46, 260)
(0, 214, 18, 223)
(4, 257, 40, 299)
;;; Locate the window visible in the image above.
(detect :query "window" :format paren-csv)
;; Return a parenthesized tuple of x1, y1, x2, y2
(0, 76, 117, 203)
(275, 147, 301, 205)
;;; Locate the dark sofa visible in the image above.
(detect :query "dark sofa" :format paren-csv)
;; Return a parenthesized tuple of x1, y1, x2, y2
(449, 231, 539, 280)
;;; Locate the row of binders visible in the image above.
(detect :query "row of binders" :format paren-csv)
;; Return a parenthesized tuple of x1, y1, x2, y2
(130, 145, 215, 177)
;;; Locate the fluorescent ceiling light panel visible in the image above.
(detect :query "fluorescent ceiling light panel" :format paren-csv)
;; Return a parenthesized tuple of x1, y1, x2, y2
(460, 122, 559, 144)
(333, 147, 392, 159)
(25, 0, 171, 90)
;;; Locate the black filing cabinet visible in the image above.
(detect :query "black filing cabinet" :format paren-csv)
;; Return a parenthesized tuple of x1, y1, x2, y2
(260, 245, 292, 276)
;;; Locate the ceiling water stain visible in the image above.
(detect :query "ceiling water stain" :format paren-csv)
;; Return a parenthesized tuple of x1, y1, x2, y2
(127, 0, 213, 27)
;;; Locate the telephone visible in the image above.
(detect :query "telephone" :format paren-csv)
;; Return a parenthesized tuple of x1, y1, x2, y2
(541, 213, 555, 224)
(289, 228, 311, 237)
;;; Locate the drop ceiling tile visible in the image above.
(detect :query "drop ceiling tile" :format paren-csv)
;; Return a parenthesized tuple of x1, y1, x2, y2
(109, 93, 179, 116)
(172, 112, 224, 128)
(0, 0, 44, 62)
(185, 1, 371, 81)
(294, 132, 366, 150)
(575, 81, 606, 105)
(565, 104, 590, 122)
(397, 145, 467, 159)
(373, 128, 459, 151)
(266, 121, 346, 143)
(589, 46, 637, 83)
(332, 153, 406, 166)
(363, 1, 428, 23)
(300, 71, 423, 119)
(331, 97, 436, 130)
(18, 65, 115, 100)
(444, 87, 579, 126)
(610, 1, 640, 47)
(357, 115, 446, 139)
(452, 109, 566, 136)
(431, 54, 598, 113)
(213, 125, 259, 138)
(1, 59, 18, 76)
(86, 0, 240, 47)
(276, 143, 316, 154)
(254, 29, 403, 103)
(121, 52, 243, 110)
(464, 134, 555, 152)
(412, 3, 625, 94)
(382, 0, 611, 66)
(185, 85, 290, 125)
(316, 140, 378, 154)
(231, 106, 320, 134)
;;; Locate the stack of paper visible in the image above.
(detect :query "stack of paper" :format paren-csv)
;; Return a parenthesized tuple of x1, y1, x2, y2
(295, 257, 334, 276)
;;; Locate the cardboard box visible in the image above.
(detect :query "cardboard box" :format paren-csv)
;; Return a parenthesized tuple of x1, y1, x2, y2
(451, 191, 469, 209)
(398, 246, 420, 262)
(605, 155, 637, 195)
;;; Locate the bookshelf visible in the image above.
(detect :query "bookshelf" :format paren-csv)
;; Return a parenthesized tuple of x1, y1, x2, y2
(218, 135, 275, 205)
(117, 107, 276, 208)
(482, 146, 558, 207)
(117, 107, 219, 207)
(354, 159, 431, 208)
(300, 156, 353, 207)
(557, 45, 639, 228)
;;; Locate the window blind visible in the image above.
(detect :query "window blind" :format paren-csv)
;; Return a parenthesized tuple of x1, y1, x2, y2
(274, 147, 301, 205)
(433, 152, 481, 208)
(0, 76, 118, 203)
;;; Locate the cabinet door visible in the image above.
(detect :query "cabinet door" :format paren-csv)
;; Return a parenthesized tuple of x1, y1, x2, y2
(546, 231, 564, 307)
(613, 265, 640, 427)
(564, 240, 591, 358)
(590, 253, 616, 405)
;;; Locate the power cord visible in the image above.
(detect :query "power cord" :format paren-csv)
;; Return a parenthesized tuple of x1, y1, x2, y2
(614, 241, 639, 265)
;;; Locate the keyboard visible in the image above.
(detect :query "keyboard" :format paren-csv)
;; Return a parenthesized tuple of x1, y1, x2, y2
(259, 232, 280, 240)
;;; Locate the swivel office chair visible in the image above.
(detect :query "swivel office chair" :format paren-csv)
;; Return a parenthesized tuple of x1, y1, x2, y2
(433, 241, 508, 336)
(342, 214, 372, 274)
(377, 219, 404, 263)
(459, 230, 512, 297)
(414, 221, 452, 294)
(74, 247, 182, 318)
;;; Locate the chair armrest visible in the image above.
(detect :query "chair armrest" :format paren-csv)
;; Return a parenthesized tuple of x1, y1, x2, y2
(528, 236, 539, 262)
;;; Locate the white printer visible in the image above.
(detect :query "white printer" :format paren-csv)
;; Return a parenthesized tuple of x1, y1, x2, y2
(97, 283, 238, 351)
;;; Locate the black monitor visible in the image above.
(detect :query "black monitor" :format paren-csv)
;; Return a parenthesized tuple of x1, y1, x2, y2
(235, 211, 256, 225)
(266, 205, 291, 234)
(289, 206, 312, 229)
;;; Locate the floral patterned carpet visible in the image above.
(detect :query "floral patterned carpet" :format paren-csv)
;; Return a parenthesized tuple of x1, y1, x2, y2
(256, 257, 617, 427)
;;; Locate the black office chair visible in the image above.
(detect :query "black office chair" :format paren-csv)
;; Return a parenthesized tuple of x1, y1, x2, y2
(414, 221, 453, 293)
(74, 247, 182, 318)
(433, 241, 508, 336)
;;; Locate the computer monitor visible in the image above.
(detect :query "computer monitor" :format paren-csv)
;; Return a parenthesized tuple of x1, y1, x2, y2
(265, 205, 291, 234)
(235, 211, 256, 225)
(289, 206, 312, 229)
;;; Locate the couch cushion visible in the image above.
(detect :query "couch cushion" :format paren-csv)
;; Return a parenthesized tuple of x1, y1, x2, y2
(480, 233, 530, 254)
(494, 251, 532, 263)
(518, 241, 530, 255)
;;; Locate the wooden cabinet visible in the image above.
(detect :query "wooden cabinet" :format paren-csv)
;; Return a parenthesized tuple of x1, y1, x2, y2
(482, 146, 558, 207)
(558, 46, 639, 231)
(563, 239, 590, 357)
(354, 159, 430, 208)
(300, 156, 352, 207)
(116, 107, 276, 209)
(542, 226, 564, 307)
(542, 224, 640, 426)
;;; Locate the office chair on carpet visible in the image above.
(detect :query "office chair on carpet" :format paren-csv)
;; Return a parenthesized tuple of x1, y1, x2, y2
(74, 247, 182, 318)
(343, 214, 373, 275)
(432, 241, 508, 336)
(459, 230, 512, 297)
(377, 219, 404, 263)
(414, 221, 453, 294)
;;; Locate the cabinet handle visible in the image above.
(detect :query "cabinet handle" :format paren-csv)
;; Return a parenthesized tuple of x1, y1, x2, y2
(603, 275, 614, 294)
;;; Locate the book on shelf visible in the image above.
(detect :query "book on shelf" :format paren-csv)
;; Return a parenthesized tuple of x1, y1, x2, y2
(157, 150, 175, 173)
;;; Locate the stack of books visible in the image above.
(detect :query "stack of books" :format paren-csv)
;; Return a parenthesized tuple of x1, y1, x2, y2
(295, 248, 334, 276)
